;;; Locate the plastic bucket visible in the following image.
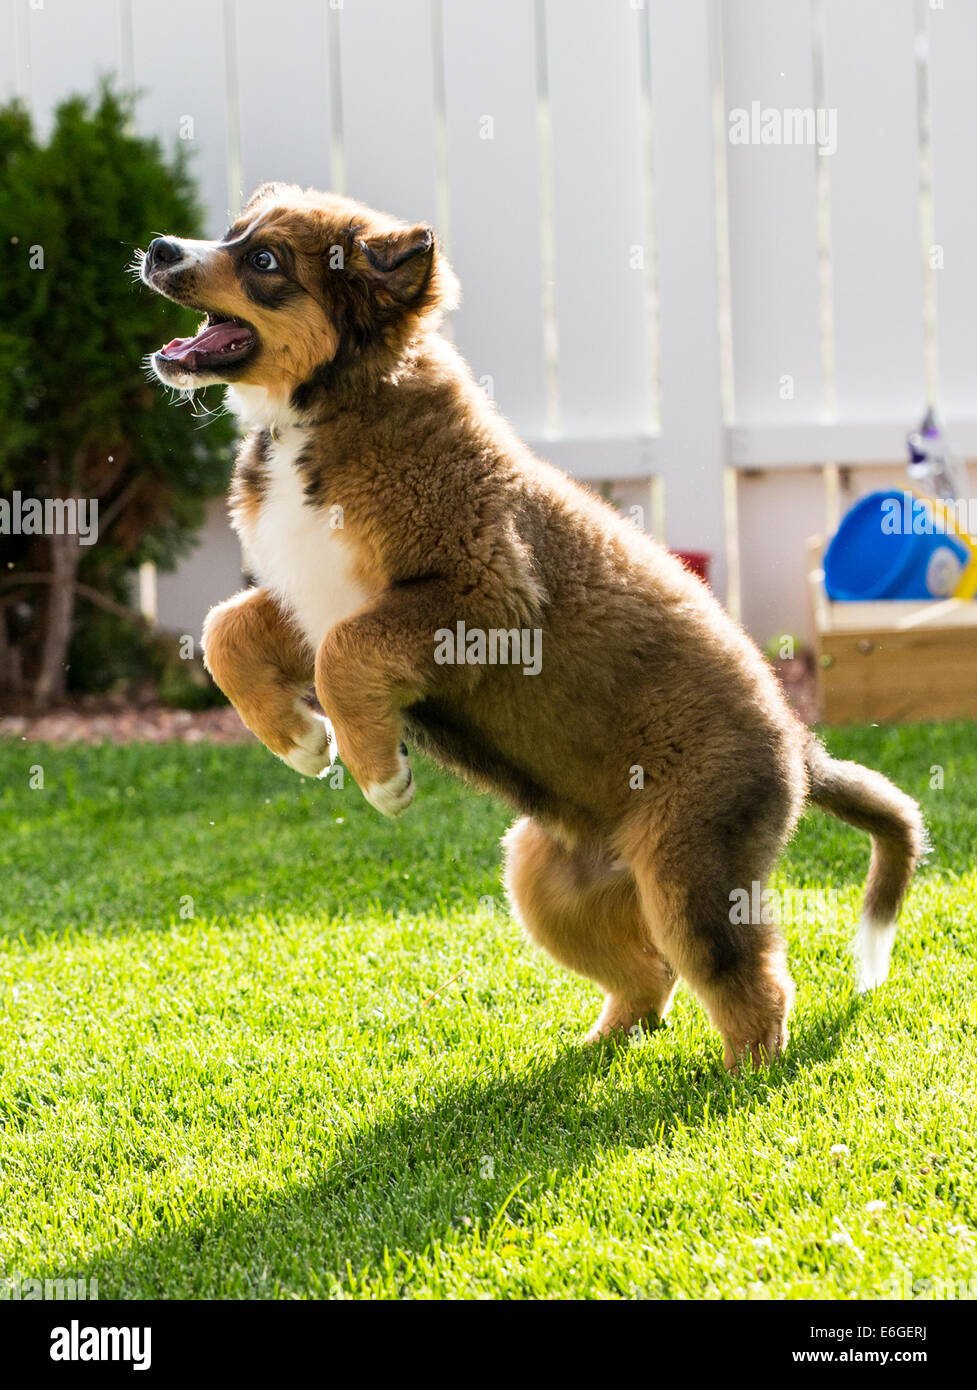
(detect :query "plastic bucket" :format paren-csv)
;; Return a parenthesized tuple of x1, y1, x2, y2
(823, 490, 972, 601)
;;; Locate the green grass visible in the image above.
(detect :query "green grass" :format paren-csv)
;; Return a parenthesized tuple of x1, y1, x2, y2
(1, 722, 975, 1300)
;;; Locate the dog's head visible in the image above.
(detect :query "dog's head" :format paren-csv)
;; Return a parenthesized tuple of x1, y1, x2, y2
(139, 183, 458, 409)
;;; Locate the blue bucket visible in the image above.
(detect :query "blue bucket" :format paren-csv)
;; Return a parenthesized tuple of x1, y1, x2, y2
(823, 490, 971, 601)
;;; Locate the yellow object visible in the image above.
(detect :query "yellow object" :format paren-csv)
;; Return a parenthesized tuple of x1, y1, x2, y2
(906, 488, 977, 600)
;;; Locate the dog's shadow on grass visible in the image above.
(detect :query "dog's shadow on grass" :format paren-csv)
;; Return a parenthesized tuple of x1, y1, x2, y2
(67, 995, 863, 1298)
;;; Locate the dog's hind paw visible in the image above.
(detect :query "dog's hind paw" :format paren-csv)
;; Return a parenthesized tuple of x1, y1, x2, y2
(363, 744, 415, 817)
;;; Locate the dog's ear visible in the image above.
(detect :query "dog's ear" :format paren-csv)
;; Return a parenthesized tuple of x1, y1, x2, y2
(353, 224, 435, 304)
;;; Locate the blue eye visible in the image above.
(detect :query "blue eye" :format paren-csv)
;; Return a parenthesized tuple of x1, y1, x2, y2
(249, 248, 278, 272)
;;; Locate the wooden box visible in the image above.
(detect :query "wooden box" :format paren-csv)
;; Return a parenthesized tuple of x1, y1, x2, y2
(808, 537, 977, 724)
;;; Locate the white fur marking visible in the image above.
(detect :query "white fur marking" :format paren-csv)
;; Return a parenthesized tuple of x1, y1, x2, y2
(281, 703, 335, 778)
(225, 384, 294, 434)
(855, 914, 897, 992)
(165, 237, 223, 270)
(240, 426, 372, 651)
(364, 749, 415, 818)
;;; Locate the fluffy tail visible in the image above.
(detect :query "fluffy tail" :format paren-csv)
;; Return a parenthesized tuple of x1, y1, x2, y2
(805, 736, 926, 991)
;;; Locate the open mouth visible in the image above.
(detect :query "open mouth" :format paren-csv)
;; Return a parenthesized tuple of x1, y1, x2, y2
(157, 314, 257, 372)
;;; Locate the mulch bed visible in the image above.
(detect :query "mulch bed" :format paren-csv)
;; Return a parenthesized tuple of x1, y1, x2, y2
(0, 658, 819, 746)
(0, 694, 254, 746)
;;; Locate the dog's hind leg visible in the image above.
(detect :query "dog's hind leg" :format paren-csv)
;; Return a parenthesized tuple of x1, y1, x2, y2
(633, 862, 794, 1070)
(620, 798, 797, 1071)
(503, 816, 678, 1041)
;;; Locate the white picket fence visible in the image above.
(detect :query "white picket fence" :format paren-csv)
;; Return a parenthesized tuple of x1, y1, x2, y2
(4, 0, 976, 647)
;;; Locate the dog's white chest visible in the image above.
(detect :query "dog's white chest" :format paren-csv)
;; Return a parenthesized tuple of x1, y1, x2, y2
(242, 428, 371, 650)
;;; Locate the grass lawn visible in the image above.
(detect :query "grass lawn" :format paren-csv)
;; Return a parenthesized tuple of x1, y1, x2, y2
(1, 721, 975, 1300)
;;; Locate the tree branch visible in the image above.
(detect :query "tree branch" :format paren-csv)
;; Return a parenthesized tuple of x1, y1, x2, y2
(0, 573, 145, 624)
(97, 474, 143, 534)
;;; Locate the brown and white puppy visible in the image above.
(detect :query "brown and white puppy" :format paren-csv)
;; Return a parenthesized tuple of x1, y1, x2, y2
(139, 183, 925, 1068)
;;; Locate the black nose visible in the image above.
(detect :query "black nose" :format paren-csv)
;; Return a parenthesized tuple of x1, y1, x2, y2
(146, 237, 183, 270)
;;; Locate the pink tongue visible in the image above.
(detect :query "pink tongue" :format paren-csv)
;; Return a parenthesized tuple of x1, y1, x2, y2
(161, 321, 251, 360)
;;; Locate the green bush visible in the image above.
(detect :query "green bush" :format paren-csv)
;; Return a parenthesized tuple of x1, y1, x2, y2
(0, 84, 236, 705)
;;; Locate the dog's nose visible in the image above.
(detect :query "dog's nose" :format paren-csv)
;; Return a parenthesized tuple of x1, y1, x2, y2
(146, 237, 183, 270)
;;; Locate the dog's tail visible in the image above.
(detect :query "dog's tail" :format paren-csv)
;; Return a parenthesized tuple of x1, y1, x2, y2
(805, 735, 926, 991)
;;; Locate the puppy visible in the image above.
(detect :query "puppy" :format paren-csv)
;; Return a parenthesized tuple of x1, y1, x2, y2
(139, 183, 925, 1067)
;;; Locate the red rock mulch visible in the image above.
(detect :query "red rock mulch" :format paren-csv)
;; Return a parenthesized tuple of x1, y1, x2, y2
(0, 659, 819, 747)
(0, 696, 254, 746)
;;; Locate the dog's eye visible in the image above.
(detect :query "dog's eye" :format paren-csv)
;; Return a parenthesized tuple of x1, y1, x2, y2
(248, 248, 279, 272)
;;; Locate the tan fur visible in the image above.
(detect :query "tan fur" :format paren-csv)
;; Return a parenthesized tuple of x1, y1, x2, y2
(165, 241, 339, 401)
(805, 739, 927, 925)
(503, 818, 679, 1041)
(144, 184, 925, 1069)
(201, 589, 323, 764)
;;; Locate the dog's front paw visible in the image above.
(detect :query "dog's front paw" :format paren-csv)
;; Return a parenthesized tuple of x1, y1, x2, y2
(362, 743, 415, 817)
(280, 705, 335, 778)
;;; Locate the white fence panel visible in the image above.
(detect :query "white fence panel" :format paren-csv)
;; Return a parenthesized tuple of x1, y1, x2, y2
(26, 0, 121, 140)
(337, 0, 437, 227)
(545, 0, 651, 437)
(723, 0, 823, 427)
(927, 0, 977, 426)
(821, 0, 924, 424)
(0, 0, 21, 100)
(441, 0, 548, 435)
(235, 0, 334, 201)
(130, 0, 231, 237)
(737, 467, 827, 643)
(8, 0, 974, 643)
(155, 500, 244, 643)
(648, 0, 727, 595)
